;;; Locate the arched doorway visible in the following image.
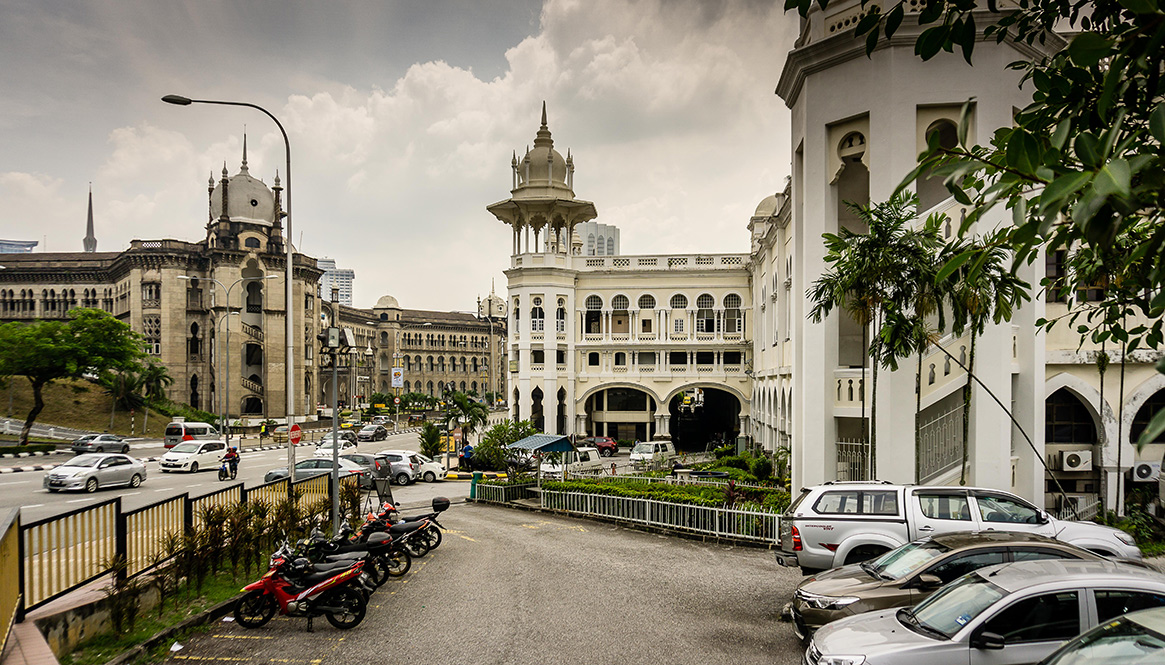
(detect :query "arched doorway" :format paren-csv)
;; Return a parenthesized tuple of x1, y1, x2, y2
(557, 387, 567, 435)
(531, 387, 544, 432)
(242, 396, 263, 415)
(668, 387, 742, 452)
(1131, 389, 1165, 445)
(1045, 387, 1100, 496)
(584, 386, 656, 442)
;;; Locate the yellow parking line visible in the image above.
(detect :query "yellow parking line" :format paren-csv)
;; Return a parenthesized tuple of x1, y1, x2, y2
(212, 635, 274, 640)
(173, 657, 251, 662)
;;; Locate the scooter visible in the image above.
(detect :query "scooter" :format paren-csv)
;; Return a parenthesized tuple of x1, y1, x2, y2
(218, 456, 238, 481)
(233, 541, 369, 630)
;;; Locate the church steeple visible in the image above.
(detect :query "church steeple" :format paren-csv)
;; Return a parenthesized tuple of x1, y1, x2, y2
(83, 184, 97, 252)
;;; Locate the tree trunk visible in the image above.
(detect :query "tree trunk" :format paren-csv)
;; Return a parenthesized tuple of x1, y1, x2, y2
(1096, 343, 1108, 516)
(960, 333, 977, 485)
(21, 378, 45, 445)
(861, 317, 869, 478)
(1117, 341, 1127, 516)
(110, 389, 117, 431)
(915, 347, 923, 483)
(870, 315, 880, 480)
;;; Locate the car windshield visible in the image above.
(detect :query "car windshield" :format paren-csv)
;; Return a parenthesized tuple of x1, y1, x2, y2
(417, 454, 432, 464)
(909, 573, 1006, 638)
(170, 443, 200, 453)
(1043, 614, 1165, 665)
(631, 443, 652, 454)
(869, 540, 951, 579)
(75, 435, 96, 443)
(361, 426, 377, 432)
(65, 455, 102, 467)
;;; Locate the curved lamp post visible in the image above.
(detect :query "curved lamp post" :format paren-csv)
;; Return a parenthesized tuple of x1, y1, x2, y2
(163, 94, 297, 478)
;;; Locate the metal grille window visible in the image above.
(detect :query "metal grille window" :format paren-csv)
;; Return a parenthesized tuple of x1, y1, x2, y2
(670, 294, 687, 309)
(1045, 388, 1098, 443)
(612, 295, 629, 310)
(585, 295, 603, 310)
(638, 294, 655, 309)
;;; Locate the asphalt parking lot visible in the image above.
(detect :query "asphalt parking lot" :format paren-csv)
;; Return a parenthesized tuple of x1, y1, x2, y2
(159, 503, 807, 665)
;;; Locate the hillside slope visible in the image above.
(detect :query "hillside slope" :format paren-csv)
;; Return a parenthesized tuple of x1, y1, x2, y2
(2, 377, 174, 438)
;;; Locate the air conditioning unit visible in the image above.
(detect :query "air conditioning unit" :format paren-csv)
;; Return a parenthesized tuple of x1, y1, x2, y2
(1132, 461, 1161, 483)
(1060, 450, 1093, 472)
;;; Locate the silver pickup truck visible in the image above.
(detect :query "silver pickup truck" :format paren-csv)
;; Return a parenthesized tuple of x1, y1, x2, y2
(775, 481, 1142, 574)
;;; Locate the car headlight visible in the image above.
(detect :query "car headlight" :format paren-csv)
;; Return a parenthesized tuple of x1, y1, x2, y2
(1115, 531, 1137, 546)
(819, 656, 865, 665)
(796, 589, 861, 610)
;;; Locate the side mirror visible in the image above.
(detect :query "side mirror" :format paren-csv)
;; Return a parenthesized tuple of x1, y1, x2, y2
(915, 573, 943, 590)
(971, 631, 1005, 650)
(1038, 510, 1051, 524)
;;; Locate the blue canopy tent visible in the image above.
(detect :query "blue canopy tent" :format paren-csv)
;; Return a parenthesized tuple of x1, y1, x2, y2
(507, 434, 575, 486)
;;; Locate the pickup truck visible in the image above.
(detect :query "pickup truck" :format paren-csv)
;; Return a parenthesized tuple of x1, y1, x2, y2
(775, 482, 1142, 574)
(540, 446, 605, 478)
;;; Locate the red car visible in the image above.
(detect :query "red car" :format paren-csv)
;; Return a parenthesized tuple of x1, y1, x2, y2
(582, 436, 618, 457)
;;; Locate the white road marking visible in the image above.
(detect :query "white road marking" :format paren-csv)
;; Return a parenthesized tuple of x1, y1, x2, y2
(122, 491, 141, 496)
(23, 504, 43, 508)
(0, 480, 30, 486)
(66, 498, 94, 503)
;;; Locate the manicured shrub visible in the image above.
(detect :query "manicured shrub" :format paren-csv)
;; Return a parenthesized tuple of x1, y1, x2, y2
(751, 457, 773, 481)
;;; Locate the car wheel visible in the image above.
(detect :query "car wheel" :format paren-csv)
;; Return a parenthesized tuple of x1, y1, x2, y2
(47, 488, 58, 493)
(121, 445, 130, 454)
(130, 474, 142, 488)
(423, 471, 436, 483)
(95, 446, 104, 453)
(395, 473, 410, 486)
(600, 448, 613, 457)
(190, 462, 198, 473)
(85, 477, 98, 493)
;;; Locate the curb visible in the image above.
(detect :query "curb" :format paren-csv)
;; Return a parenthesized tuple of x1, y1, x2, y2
(102, 593, 242, 665)
(0, 450, 60, 459)
(0, 464, 58, 473)
(445, 471, 507, 481)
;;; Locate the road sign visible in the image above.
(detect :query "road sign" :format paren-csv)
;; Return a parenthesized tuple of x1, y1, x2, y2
(394, 396, 400, 405)
(391, 367, 404, 388)
(374, 403, 386, 408)
(289, 424, 302, 445)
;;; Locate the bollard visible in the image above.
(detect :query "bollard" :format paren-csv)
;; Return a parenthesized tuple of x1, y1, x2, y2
(470, 470, 482, 499)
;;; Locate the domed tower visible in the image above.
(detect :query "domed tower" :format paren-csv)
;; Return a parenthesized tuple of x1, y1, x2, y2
(487, 102, 597, 256)
(206, 135, 285, 253)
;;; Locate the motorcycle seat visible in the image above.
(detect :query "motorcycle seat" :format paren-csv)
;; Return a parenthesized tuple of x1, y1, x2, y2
(311, 560, 355, 574)
(322, 552, 364, 562)
(389, 521, 424, 535)
(399, 513, 434, 523)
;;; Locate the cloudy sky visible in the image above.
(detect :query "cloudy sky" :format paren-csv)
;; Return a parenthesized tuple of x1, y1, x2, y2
(0, 0, 798, 311)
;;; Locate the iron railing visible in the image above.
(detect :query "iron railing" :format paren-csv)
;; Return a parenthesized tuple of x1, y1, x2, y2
(0, 509, 20, 656)
(1056, 497, 1102, 522)
(918, 405, 964, 482)
(476, 482, 537, 503)
(836, 439, 869, 481)
(539, 490, 780, 543)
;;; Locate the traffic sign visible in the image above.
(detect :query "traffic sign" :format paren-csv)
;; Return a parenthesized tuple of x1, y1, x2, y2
(289, 424, 302, 445)
(394, 396, 401, 405)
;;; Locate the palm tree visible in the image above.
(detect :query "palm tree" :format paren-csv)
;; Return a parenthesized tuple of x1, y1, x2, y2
(808, 192, 940, 479)
(139, 361, 173, 436)
(103, 370, 144, 431)
(939, 229, 1029, 484)
(445, 390, 488, 448)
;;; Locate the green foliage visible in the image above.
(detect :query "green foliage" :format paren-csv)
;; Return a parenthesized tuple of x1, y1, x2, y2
(475, 419, 539, 474)
(750, 456, 773, 481)
(712, 443, 734, 459)
(418, 422, 443, 460)
(719, 455, 751, 471)
(150, 399, 219, 427)
(541, 478, 790, 512)
(0, 309, 144, 443)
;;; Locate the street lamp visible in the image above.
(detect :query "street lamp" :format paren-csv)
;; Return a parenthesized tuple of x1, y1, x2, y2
(179, 274, 275, 448)
(163, 93, 298, 482)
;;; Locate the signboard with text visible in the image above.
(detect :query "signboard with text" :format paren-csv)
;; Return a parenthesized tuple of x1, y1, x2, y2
(391, 367, 404, 388)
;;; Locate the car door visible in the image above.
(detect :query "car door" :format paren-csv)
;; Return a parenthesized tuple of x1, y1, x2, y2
(1091, 588, 1165, 625)
(968, 589, 1083, 665)
(971, 491, 1054, 536)
(908, 549, 1008, 604)
(201, 442, 224, 469)
(911, 489, 980, 538)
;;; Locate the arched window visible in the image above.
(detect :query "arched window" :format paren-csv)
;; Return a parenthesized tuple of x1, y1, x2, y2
(638, 294, 656, 310)
(587, 234, 595, 255)
(612, 295, 629, 311)
(584, 295, 603, 335)
(1131, 390, 1165, 444)
(918, 120, 960, 213)
(670, 294, 688, 309)
(696, 294, 716, 332)
(723, 293, 742, 333)
(596, 235, 605, 255)
(614, 352, 626, 366)
(607, 238, 615, 255)
(1045, 389, 1097, 443)
(556, 303, 566, 333)
(188, 322, 201, 356)
(244, 237, 261, 249)
(531, 297, 545, 332)
(585, 295, 603, 310)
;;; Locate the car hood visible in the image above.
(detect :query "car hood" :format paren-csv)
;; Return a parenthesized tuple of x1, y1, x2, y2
(798, 564, 890, 597)
(266, 467, 288, 476)
(161, 452, 195, 461)
(813, 609, 952, 661)
(50, 466, 89, 478)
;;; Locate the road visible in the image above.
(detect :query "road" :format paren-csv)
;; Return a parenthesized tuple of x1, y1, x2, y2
(0, 431, 463, 523)
(159, 503, 807, 665)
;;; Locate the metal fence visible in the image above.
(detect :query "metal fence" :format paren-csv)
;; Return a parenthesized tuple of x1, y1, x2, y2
(918, 405, 964, 482)
(1, 418, 95, 441)
(539, 490, 780, 543)
(17, 473, 359, 617)
(1056, 497, 1102, 522)
(476, 482, 537, 503)
(836, 439, 869, 481)
(0, 509, 20, 656)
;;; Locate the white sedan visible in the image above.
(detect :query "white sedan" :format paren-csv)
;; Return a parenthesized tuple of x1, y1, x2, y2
(160, 440, 228, 473)
(415, 453, 446, 483)
(314, 439, 359, 458)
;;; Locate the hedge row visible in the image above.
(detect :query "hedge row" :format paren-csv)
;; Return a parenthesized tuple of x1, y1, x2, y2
(540, 478, 790, 513)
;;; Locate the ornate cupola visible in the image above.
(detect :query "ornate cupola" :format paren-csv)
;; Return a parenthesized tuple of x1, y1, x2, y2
(206, 136, 281, 251)
(486, 102, 598, 256)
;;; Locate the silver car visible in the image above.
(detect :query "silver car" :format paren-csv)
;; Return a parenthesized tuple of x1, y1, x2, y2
(43, 453, 147, 493)
(70, 433, 129, 455)
(808, 559, 1165, 665)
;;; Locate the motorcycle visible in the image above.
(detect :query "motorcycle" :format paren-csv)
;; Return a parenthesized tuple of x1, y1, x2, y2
(233, 541, 369, 630)
(360, 496, 449, 558)
(296, 525, 409, 583)
(217, 455, 238, 481)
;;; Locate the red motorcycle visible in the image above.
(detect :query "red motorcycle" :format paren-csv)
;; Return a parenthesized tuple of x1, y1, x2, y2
(233, 542, 368, 630)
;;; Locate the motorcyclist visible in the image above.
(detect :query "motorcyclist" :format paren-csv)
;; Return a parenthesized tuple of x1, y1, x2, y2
(221, 446, 240, 478)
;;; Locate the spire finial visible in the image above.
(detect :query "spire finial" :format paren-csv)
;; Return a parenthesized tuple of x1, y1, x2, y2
(240, 130, 249, 173)
(83, 184, 97, 252)
(540, 100, 547, 129)
(222, 162, 229, 178)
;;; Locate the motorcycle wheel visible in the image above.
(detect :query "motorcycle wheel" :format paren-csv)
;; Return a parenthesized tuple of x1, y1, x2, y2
(218, 468, 228, 481)
(404, 537, 430, 558)
(383, 549, 411, 577)
(323, 588, 366, 630)
(234, 591, 277, 628)
(366, 557, 389, 587)
(420, 527, 442, 551)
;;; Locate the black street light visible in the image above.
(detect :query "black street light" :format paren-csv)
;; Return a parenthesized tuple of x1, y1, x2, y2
(163, 93, 298, 480)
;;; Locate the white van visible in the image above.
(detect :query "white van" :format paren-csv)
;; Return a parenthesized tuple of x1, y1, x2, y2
(163, 421, 219, 448)
(628, 440, 676, 464)
(540, 446, 604, 478)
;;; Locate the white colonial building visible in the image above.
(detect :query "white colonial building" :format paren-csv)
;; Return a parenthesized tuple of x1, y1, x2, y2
(493, 4, 1165, 513)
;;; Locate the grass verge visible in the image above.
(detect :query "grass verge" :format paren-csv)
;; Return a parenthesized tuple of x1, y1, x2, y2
(0, 441, 59, 453)
(58, 572, 245, 665)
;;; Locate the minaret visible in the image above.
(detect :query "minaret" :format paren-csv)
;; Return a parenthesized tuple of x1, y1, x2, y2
(83, 185, 97, 252)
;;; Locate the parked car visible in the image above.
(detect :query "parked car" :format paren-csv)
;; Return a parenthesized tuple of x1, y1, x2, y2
(339, 453, 383, 489)
(1037, 605, 1165, 664)
(581, 436, 618, 457)
(159, 440, 227, 473)
(162, 420, 218, 448)
(357, 424, 388, 442)
(376, 450, 420, 485)
(314, 439, 359, 458)
(628, 440, 675, 464)
(371, 416, 391, 426)
(318, 430, 358, 445)
(791, 531, 1106, 639)
(415, 453, 446, 483)
(271, 425, 289, 443)
(776, 482, 1142, 574)
(541, 446, 604, 477)
(808, 559, 1165, 665)
(264, 457, 365, 483)
(70, 434, 128, 455)
(43, 453, 147, 493)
